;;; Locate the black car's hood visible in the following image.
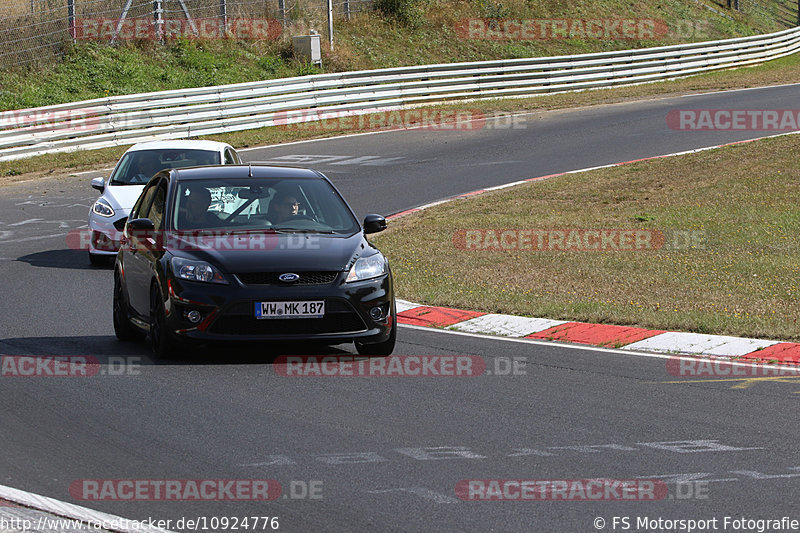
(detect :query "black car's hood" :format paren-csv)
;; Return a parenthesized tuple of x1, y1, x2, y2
(167, 231, 373, 273)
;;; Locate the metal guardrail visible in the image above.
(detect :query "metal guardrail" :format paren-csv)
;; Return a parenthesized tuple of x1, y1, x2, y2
(2, 26, 800, 162)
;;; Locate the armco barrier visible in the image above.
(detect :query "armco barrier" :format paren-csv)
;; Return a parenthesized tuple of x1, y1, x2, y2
(2, 26, 800, 162)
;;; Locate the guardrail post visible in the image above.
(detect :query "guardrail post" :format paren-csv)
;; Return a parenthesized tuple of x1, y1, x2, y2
(344, 0, 350, 21)
(219, 0, 227, 33)
(67, 0, 76, 42)
(278, 0, 286, 23)
(328, 0, 334, 50)
(154, 0, 164, 42)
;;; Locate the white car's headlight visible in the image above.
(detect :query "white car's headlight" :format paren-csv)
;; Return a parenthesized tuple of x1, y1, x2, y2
(171, 257, 228, 284)
(92, 198, 115, 218)
(346, 253, 387, 283)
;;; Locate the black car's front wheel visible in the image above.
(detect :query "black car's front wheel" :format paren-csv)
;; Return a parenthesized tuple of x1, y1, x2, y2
(89, 252, 111, 267)
(149, 284, 180, 359)
(113, 272, 141, 341)
(355, 313, 397, 356)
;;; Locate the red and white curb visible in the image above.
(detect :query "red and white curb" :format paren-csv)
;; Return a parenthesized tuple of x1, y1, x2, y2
(388, 130, 800, 364)
(396, 300, 800, 363)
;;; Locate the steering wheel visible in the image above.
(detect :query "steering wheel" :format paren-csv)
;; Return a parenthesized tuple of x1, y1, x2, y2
(129, 173, 150, 184)
(284, 214, 316, 222)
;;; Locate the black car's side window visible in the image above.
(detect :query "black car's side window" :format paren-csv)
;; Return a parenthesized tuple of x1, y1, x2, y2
(133, 183, 159, 221)
(148, 185, 167, 231)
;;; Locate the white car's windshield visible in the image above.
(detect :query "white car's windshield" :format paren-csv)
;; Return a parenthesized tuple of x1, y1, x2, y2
(110, 149, 220, 185)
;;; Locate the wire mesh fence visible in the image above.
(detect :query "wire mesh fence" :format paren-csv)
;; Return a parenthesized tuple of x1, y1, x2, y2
(0, 0, 374, 67)
(708, 0, 799, 25)
(1, 0, 795, 68)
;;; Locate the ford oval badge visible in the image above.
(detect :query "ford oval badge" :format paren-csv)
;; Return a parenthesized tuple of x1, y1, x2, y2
(279, 273, 300, 283)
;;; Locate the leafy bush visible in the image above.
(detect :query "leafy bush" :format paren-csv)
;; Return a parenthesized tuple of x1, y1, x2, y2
(374, 0, 421, 26)
(258, 55, 283, 74)
(475, 0, 510, 20)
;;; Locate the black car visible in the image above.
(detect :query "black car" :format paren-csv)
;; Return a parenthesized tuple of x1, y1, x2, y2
(112, 164, 396, 357)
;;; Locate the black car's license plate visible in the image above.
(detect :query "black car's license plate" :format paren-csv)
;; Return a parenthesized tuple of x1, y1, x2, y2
(255, 301, 325, 319)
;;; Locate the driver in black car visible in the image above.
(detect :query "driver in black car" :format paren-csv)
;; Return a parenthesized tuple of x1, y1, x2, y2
(266, 193, 300, 224)
(179, 187, 220, 229)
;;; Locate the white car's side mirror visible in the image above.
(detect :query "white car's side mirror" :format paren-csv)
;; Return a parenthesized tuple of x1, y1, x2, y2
(91, 177, 106, 193)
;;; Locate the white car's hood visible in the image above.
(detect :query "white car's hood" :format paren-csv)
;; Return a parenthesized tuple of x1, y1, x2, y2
(102, 183, 146, 214)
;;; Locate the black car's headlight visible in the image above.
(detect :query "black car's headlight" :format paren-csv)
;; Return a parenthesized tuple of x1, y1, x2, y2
(346, 252, 387, 283)
(92, 198, 115, 218)
(171, 257, 228, 284)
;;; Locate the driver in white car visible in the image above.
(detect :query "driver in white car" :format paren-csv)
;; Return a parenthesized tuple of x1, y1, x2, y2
(128, 152, 161, 183)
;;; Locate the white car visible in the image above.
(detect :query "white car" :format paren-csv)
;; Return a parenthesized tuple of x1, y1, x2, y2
(87, 140, 241, 265)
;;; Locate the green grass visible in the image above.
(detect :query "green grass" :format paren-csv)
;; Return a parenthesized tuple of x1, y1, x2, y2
(371, 134, 800, 341)
(0, 39, 320, 110)
(0, 0, 795, 110)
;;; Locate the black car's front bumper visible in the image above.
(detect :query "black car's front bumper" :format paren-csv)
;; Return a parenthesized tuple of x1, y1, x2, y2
(164, 271, 394, 344)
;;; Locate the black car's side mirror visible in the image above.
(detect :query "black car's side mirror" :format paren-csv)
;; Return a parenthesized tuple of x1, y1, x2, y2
(91, 177, 106, 192)
(128, 218, 155, 232)
(363, 214, 387, 235)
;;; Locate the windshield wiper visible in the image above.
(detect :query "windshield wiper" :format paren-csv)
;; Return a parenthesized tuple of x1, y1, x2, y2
(225, 228, 279, 235)
(272, 228, 338, 234)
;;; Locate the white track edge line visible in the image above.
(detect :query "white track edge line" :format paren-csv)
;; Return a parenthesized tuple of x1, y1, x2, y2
(679, 81, 800, 97)
(0, 483, 175, 533)
(389, 130, 800, 218)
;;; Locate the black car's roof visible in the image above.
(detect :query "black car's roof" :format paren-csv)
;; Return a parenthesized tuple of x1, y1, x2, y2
(171, 164, 323, 181)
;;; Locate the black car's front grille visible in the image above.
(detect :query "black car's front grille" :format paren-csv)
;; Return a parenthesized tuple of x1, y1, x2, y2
(236, 271, 340, 286)
(208, 298, 367, 336)
(209, 314, 366, 335)
(113, 217, 128, 231)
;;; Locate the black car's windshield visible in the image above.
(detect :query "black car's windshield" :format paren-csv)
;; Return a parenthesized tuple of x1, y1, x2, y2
(110, 149, 220, 185)
(172, 177, 360, 234)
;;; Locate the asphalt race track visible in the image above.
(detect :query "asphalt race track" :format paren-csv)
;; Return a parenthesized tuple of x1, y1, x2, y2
(1, 85, 799, 532)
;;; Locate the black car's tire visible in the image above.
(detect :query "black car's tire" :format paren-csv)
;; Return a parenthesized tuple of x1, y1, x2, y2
(89, 252, 111, 267)
(355, 313, 397, 356)
(113, 272, 141, 341)
(149, 284, 180, 359)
